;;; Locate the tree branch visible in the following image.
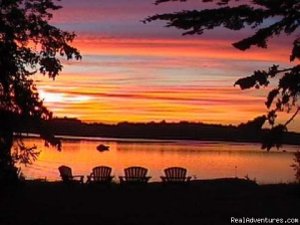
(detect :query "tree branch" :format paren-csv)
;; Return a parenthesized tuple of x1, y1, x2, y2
(284, 107, 300, 127)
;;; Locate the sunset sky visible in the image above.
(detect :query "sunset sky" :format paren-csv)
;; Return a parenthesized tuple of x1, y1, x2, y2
(34, 0, 299, 131)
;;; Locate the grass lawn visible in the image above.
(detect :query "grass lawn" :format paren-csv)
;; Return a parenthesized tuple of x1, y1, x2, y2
(0, 178, 299, 225)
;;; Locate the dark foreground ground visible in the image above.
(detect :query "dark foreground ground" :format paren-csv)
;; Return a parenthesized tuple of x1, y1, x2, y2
(0, 179, 299, 225)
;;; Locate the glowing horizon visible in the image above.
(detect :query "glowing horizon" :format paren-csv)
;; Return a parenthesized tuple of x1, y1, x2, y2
(34, 0, 299, 131)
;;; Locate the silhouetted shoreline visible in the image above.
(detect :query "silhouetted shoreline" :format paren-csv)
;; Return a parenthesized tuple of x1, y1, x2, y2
(18, 117, 300, 146)
(1, 178, 299, 225)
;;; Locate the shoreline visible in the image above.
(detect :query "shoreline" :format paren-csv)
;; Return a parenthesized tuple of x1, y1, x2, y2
(1, 178, 299, 225)
(16, 118, 300, 146)
(17, 133, 300, 147)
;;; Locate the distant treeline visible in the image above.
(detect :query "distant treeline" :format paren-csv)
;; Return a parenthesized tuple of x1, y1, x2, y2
(17, 117, 300, 146)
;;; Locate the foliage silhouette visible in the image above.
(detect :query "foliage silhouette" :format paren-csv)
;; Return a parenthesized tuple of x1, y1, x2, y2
(291, 151, 300, 183)
(16, 117, 300, 146)
(0, 0, 81, 183)
(144, 0, 300, 150)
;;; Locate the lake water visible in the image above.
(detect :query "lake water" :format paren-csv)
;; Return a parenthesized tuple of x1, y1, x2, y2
(20, 137, 299, 184)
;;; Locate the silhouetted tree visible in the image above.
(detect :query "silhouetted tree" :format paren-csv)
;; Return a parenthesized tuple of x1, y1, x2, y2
(145, 0, 300, 150)
(0, 0, 81, 183)
(291, 151, 300, 183)
(238, 115, 267, 131)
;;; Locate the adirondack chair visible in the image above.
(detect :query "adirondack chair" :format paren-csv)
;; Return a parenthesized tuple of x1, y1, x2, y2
(87, 166, 114, 184)
(119, 166, 151, 184)
(58, 165, 84, 184)
(161, 167, 192, 183)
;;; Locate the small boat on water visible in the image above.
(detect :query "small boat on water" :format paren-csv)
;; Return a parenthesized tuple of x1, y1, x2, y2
(97, 144, 110, 152)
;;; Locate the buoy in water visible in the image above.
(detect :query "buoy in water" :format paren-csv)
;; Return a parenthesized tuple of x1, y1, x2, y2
(97, 144, 109, 152)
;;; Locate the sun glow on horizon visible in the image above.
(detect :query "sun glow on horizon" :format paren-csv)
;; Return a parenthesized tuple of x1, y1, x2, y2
(39, 89, 92, 104)
(33, 1, 300, 132)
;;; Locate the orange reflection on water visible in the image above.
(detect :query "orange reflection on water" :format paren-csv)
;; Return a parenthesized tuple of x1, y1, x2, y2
(20, 138, 297, 184)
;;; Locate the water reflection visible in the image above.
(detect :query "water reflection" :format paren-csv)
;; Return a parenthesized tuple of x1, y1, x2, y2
(20, 138, 298, 184)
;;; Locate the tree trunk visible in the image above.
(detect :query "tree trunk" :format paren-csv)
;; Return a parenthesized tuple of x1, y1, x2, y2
(0, 111, 18, 184)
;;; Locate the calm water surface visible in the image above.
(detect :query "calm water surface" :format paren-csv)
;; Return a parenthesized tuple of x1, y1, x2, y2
(20, 137, 299, 184)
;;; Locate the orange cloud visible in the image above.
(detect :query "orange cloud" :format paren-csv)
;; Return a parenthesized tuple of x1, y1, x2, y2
(72, 37, 290, 63)
(32, 33, 298, 131)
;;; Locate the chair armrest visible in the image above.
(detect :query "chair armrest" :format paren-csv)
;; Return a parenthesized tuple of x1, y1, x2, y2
(73, 175, 84, 183)
(105, 176, 114, 182)
(145, 176, 151, 182)
(161, 176, 191, 182)
(119, 176, 125, 183)
(160, 176, 167, 182)
(119, 176, 150, 183)
(87, 175, 92, 183)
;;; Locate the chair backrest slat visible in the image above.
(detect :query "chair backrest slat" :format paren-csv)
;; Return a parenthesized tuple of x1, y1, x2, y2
(92, 166, 112, 181)
(124, 166, 147, 178)
(164, 167, 187, 181)
(58, 165, 72, 181)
